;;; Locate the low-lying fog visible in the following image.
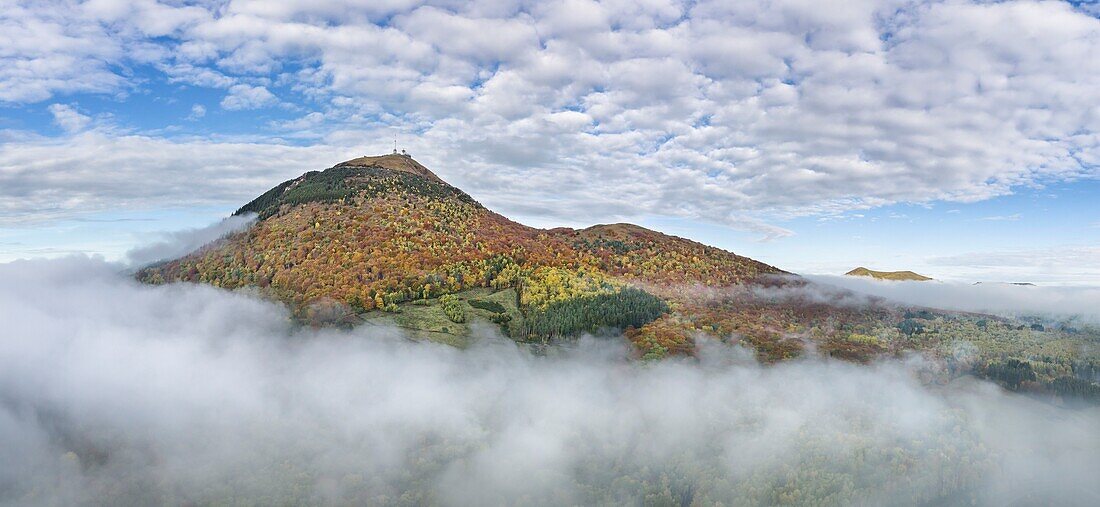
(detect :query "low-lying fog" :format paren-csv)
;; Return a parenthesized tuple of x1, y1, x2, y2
(1, 255, 1098, 505)
(808, 274, 1100, 324)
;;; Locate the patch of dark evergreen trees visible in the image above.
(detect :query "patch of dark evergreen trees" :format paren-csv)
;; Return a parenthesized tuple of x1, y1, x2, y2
(982, 359, 1036, 390)
(897, 318, 924, 336)
(516, 287, 669, 341)
(573, 238, 644, 254)
(468, 299, 506, 313)
(982, 358, 1100, 402)
(1049, 376, 1100, 402)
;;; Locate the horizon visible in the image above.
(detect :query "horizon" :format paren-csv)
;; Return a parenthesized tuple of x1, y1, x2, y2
(2, 0, 1099, 284)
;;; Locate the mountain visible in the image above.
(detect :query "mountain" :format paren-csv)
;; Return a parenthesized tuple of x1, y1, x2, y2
(139, 154, 791, 357)
(137, 155, 1100, 392)
(845, 267, 933, 281)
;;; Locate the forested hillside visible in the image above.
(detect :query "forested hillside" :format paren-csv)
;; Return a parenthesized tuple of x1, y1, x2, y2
(137, 154, 783, 356)
(137, 155, 1100, 401)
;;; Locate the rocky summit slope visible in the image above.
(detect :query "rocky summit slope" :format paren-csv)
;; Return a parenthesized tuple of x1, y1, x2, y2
(138, 156, 1100, 394)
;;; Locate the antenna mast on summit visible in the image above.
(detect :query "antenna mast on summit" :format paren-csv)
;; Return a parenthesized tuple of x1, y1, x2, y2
(393, 136, 398, 155)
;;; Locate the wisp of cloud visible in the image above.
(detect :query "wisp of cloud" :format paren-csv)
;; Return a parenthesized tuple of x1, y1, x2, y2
(0, 257, 1097, 506)
(125, 213, 256, 268)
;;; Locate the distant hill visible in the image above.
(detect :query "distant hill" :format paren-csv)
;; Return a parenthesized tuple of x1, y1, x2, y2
(845, 267, 933, 281)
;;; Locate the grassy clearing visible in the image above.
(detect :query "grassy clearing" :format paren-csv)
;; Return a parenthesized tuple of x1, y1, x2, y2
(359, 287, 521, 346)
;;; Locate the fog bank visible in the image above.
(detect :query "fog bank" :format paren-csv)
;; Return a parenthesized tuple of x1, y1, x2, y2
(0, 258, 1097, 506)
(808, 274, 1100, 323)
(125, 213, 255, 267)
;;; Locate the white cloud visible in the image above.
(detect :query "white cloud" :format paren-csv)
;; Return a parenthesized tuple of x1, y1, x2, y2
(47, 103, 91, 132)
(160, 62, 237, 88)
(0, 130, 344, 223)
(270, 111, 325, 131)
(220, 83, 278, 110)
(187, 103, 206, 120)
(0, 256, 1097, 504)
(0, 0, 1098, 237)
(0, 1, 124, 102)
(978, 213, 1022, 222)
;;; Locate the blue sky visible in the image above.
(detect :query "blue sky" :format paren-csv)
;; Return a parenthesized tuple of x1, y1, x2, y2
(1, 0, 1098, 283)
(645, 181, 1100, 282)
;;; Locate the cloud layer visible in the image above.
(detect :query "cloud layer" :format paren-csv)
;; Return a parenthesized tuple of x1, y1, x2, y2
(809, 273, 1100, 323)
(0, 256, 1098, 505)
(1, 1, 1098, 233)
(926, 246, 1100, 286)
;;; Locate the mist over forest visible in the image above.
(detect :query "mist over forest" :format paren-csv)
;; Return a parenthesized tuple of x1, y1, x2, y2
(1, 256, 1097, 506)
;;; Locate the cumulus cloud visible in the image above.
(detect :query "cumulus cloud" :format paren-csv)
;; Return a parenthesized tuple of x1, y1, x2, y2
(0, 1, 125, 102)
(0, 130, 344, 223)
(220, 84, 278, 110)
(187, 103, 206, 120)
(47, 104, 91, 132)
(0, 256, 1097, 505)
(0, 1, 1099, 235)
